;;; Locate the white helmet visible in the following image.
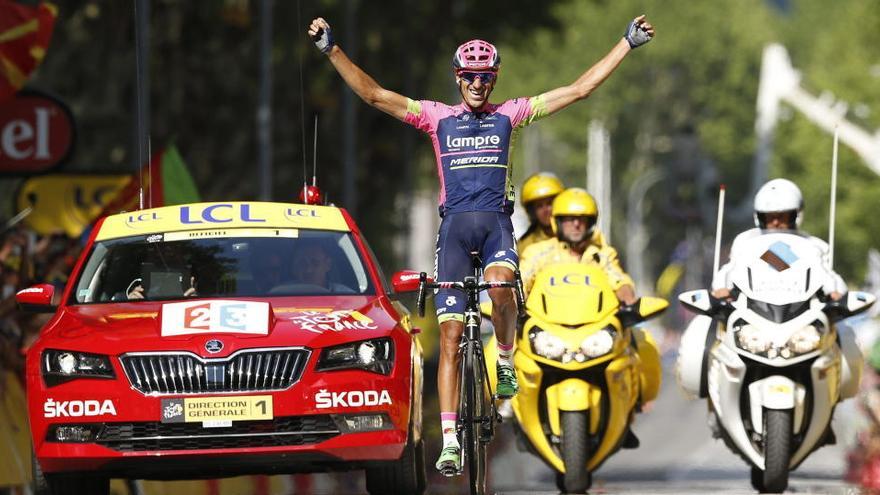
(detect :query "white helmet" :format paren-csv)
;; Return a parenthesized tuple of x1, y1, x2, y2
(753, 178, 803, 228)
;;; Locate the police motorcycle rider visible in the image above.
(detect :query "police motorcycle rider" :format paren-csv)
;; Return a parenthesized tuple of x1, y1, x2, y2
(307, 15, 655, 476)
(518, 172, 565, 253)
(712, 178, 844, 301)
(679, 178, 862, 404)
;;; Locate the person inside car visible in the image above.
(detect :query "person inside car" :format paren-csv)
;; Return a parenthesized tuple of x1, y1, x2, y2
(287, 241, 352, 293)
(122, 247, 198, 300)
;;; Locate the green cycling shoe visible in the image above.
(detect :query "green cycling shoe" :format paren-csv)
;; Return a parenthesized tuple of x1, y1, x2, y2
(435, 444, 461, 476)
(496, 363, 518, 399)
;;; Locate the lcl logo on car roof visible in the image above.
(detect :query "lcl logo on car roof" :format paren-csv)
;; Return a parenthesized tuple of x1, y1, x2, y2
(205, 339, 224, 354)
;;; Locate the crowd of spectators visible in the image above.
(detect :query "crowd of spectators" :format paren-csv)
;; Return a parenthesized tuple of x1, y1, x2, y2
(0, 223, 81, 384)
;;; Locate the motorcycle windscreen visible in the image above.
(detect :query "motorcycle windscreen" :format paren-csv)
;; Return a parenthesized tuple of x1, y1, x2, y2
(525, 263, 618, 326)
(728, 232, 828, 306)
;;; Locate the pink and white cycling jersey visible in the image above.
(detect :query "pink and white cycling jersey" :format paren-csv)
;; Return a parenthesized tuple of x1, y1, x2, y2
(404, 95, 547, 216)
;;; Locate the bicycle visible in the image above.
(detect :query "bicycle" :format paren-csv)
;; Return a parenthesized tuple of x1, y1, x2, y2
(416, 252, 525, 495)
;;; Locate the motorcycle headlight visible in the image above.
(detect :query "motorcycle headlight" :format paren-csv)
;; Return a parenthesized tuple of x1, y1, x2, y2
(317, 338, 394, 375)
(580, 327, 617, 358)
(529, 328, 566, 361)
(786, 323, 822, 355)
(735, 324, 772, 354)
(42, 350, 115, 386)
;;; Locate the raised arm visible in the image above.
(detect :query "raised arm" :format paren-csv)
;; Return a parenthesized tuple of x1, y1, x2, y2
(539, 15, 654, 117)
(308, 18, 410, 121)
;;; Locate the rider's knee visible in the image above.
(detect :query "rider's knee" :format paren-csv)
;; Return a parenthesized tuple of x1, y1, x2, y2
(483, 265, 514, 282)
(439, 321, 464, 351)
(488, 286, 514, 306)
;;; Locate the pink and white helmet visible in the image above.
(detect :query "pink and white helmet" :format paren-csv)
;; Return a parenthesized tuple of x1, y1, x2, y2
(452, 39, 501, 71)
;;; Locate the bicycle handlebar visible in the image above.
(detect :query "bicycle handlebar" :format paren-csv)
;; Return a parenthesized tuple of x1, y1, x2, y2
(415, 271, 527, 319)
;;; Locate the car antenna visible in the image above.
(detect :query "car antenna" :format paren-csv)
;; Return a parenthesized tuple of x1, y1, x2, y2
(133, 0, 151, 210)
(712, 184, 726, 279)
(298, 114, 324, 205)
(296, 0, 310, 204)
(294, 0, 323, 206)
(828, 126, 839, 270)
(312, 114, 318, 188)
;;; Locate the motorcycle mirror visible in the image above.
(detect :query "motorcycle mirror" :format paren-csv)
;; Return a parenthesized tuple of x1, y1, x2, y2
(829, 291, 877, 321)
(637, 296, 669, 321)
(678, 289, 713, 316)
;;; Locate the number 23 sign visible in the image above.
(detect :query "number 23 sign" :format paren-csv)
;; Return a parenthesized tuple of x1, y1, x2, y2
(161, 300, 270, 336)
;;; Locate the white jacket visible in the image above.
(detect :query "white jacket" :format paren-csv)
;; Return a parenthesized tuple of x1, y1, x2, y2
(712, 228, 847, 295)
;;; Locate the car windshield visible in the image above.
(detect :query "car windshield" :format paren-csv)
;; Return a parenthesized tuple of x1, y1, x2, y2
(71, 228, 374, 303)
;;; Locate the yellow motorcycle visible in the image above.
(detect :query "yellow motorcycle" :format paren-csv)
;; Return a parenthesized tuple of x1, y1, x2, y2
(487, 263, 666, 493)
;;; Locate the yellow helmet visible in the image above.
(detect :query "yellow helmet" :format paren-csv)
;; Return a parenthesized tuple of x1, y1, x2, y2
(551, 187, 598, 235)
(520, 172, 564, 206)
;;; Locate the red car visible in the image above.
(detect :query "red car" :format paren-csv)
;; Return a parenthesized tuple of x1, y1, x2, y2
(18, 201, 426, 495)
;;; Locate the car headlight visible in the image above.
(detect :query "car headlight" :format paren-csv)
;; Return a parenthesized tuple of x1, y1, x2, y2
(529, 328, 566, 361)
(42, 350, 115, 386)
(581, 327, 617, 358)
(317, 338, 394, 375)
(786, 323, 822, 355)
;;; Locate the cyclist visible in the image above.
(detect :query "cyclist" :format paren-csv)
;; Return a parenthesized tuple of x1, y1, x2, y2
(520, 187, 637, 304)
(711, 178, 845, 300)
(518, 172, 565, 252)
(308, 14, 654, 475)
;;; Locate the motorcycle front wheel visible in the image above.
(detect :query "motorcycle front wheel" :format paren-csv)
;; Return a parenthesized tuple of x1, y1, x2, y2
(555, 410, 591, 494)
(751, 408, 792, 493)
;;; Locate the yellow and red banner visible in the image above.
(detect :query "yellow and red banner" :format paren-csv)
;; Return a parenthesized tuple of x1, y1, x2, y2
(0, 0, 57, 102)
(15, 174, 131, 237)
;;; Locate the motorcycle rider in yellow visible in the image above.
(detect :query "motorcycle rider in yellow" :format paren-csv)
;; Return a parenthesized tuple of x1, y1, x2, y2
(520, 188, 637, 305)
(518, 172, 565, 253)
(518, 187, 660, 401)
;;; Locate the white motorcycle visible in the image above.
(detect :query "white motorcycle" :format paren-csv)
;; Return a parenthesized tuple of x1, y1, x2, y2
(677, 231, 873, 493)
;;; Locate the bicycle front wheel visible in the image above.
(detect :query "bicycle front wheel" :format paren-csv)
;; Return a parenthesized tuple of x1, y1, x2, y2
(460, 340, 489, 495)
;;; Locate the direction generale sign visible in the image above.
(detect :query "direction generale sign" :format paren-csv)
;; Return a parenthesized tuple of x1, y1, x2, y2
(0, 90, 75, 175)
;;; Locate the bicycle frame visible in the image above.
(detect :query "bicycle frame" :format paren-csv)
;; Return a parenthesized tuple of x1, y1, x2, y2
(416, 264, 525, 495)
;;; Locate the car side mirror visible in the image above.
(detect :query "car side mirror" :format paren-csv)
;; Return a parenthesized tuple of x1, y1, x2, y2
(16, 284, 57, 313)
(392, 270, 424, 294)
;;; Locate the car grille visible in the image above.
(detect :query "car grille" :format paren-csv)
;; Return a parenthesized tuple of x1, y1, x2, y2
(92, 415, 340, 452)
(120, 348, 310, 395)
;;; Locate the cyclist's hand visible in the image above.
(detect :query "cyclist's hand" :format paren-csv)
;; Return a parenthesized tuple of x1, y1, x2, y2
(308, 17, 334, 54)
(624, 15, 654, 49)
